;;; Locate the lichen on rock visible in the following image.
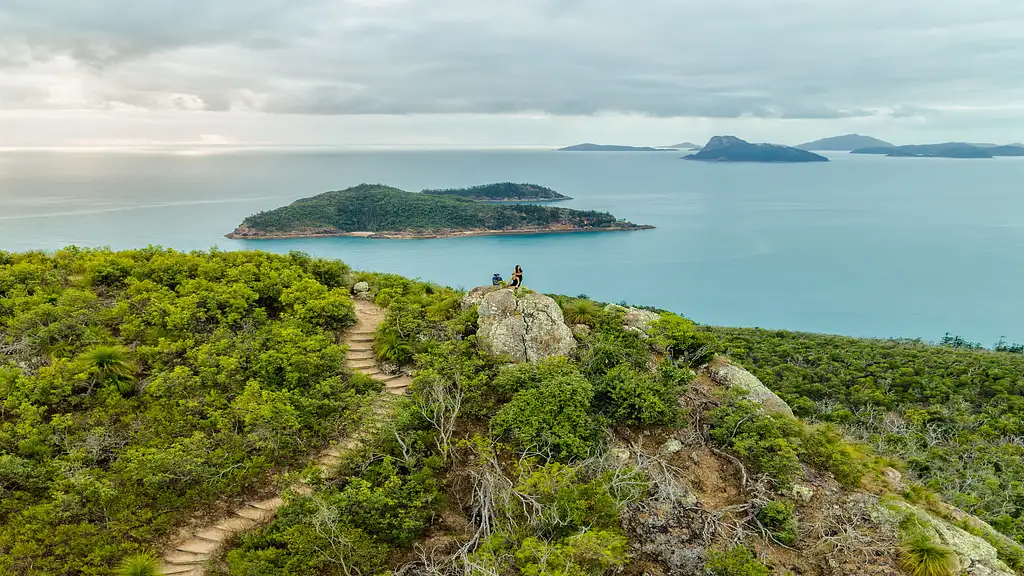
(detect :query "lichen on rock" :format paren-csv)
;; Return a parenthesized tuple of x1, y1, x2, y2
(476, 288, 577, 362)
(707, 361, 795, 418)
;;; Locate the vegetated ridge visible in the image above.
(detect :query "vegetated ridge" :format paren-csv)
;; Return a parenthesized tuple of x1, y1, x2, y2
(421, 182, 572, 201)
(796, 134, 894, 151)
(684, 135, 829, 163)
(227, 183, 651, 239)
(3, 249, 1024, 576)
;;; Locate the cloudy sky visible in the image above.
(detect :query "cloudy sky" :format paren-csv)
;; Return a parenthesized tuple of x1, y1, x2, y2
(2, 0, 1024, 147)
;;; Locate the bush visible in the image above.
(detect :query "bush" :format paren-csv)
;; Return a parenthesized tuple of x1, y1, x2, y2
(515, 530, 628, 576)
(708, 399, 803, 485)
(898, 533, 959, 576)
(561, 298, 600, 327)
(648, 313, 719, 367)
(116, 553, 164, 576)
(592, 362, 684, 426)
(756, 501, 798, 545)
(705, 544, 771, 576)
(800, 424, 868, 487)
(490, 373, 598, 461)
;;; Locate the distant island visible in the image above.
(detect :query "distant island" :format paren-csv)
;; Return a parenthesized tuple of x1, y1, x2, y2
(227, 184, 652, 239)
(665, 141, 700, 149)
(556, 143, 674, 152)
(796, 134, 893, 151)
(851, 143, 1024, 158)
(422, 182, 572, 202)
(683, 136, 829, 163)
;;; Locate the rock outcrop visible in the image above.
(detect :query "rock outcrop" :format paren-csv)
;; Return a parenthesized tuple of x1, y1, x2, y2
(462, 285, 500, 310)
(707, 361, 794, 418)
(604, 304, 661, 337)
(476, 289, 576, 362)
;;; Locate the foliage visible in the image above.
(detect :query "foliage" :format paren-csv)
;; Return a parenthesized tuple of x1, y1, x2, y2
(490, 372, 599, 461)
(897, 533, 959, 576)
(591, 361, 687, 426)
(238, 184, 643, 234)
(0, 248, 372, 574)
(421, 182, 569, 201)
(710, 326, 1024, 542)
(115, 553, 164, 576)
(648, 313, 719, 367)
(708, 398, 804, 486)
(756, 501, 798, 546)
(561, 298, 600, 327)
(705, 544, 771, 576)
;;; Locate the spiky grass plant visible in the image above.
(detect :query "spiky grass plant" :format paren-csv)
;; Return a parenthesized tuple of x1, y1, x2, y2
(82, 345, 135, 380)
(898, 533, 959, 576)
(116, 553, 164, 576)
(561, 298, 600, 327)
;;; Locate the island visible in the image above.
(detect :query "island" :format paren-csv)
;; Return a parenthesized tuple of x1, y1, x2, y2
(556, 143, 674, 152)
(852, 143, 993, 158)
(227, 183, 653, 239)
(422, 182, 572, 201)
(796, 134, 893, 151)
(683, 135, 829, 163)
(665, 141, 701, 149)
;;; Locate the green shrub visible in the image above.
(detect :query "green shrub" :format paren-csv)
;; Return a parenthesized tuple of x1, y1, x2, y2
(708, 398, 803, 485)
(373, 329, 414, 365)
(800, 424, 867, 487)
(592, 362, 684, 426)
(648, 313, 719, 367)
(490, 374, 598, 461)
(561, 298, 600, 327)
(898, 533, 959, 576)
(705, 544, 771, 576)
(756, 501, 798, 545)
(115, 553, 164, 576)
(515, 530, 628, 576)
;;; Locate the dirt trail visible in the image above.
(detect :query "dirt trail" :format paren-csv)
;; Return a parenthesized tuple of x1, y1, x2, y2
(159, 300, 410, 576)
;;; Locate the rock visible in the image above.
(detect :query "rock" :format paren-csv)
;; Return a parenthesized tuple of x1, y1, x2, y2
(880, 467, 906, 492)
(610, 447, 631, 466)
(353, 281, 370, 293)
(707, 362, 794, 418)
(571, 324, 591, 339)
(380, 361, 399, 375)
(790, 483, 814, 504)
(476, 289, 577, 362)
(660, 438, 684, 455)
(604, 304, 661, 337)
(461, 285, 500, 310)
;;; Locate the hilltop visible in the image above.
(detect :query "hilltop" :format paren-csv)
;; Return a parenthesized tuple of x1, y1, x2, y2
(684, 135, 829, 163)
(422, 182, 572, 201)
(227, 183, 651, 239)
(3, 248, 1023, 576)
(796, 133, 894, 151)
(666, 141, 701, 149)
(557, 143, 674, 152)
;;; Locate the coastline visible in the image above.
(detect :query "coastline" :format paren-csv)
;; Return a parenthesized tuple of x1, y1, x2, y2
(226, 224, 654, 240)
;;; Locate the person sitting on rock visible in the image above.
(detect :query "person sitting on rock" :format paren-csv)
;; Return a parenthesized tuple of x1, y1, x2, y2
(508, 265, 523, 289)
(492, 273, 504, 286)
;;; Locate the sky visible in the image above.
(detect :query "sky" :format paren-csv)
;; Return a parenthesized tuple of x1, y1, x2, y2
(2, 0, 1024, 148)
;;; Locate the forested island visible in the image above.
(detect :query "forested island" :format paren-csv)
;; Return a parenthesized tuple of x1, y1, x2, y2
(421, 182, 572, 201)
(684, 135, 829, 163)
(227, 183, 650, 239)
(852, 143, 1024, 158)
(796, 133, 893, 151)
(3, 247, 1024, 576)
(557, 143, 673, 152)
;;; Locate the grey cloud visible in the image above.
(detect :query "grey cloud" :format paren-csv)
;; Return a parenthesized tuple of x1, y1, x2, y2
(2, 0, 1024, 120)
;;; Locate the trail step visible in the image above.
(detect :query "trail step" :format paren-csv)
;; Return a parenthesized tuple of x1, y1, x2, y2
(250, 497, 284, 511)
(234, 506, 271, 521)
(348, 346, 372, 352)
(195, 528, 228, 542)
(162, 564, 200, 575)
(347, 336, 374, 343)
(165, 551, 208, 565)
(176, 539, 218, 555)
(215, 516, 257, 532)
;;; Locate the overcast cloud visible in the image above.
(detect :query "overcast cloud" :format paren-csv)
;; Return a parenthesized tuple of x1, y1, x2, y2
(2, 0, 1024, 146)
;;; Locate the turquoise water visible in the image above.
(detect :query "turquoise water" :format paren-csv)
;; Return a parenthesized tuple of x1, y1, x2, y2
(2, 149, 1023, 343)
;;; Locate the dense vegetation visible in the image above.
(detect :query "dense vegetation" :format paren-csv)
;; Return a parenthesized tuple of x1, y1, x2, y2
(709, 327, 1024, 544)
(231, 184, 646, 237)
(0, 248, 377, 575)
(421, 182, 571, 201)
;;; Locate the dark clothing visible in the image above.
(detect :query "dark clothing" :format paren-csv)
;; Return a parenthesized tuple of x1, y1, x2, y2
(492, 275, 503, 286)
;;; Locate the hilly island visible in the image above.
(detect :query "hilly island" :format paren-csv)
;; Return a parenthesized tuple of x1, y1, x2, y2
(227, 183, 650, 239)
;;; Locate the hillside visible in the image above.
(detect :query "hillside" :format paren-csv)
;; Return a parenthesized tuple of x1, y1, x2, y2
(796, 134, 894, 151)
(422, 182, 572, 201)
(667, 141, 701, 149)
(684, 135, 829, 163)
(557, 143, 673, 152)
(3, 250, 1024, 576)
(227, 184, 651, 239)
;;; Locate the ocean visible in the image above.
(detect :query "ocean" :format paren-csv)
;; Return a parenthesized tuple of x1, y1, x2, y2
(2, 148, 1023, 344)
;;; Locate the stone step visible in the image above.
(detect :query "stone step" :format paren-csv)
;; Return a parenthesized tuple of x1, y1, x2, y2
(162, 563, 200, 575)
(215, 516, 257, 533)
(349, 361, 377, 370)
(250, 497, 284, 511)
(165, 551, 208, 565)
(349, 330, 375, 336)
(347, 335, 374, 343)
(348, 345, 372, 352)
(195, 527, 229, 542)
(234, 506, 272, 521)
(386, 387, 409, 396)
(380, 373, 405, 383)
(176, 538, 219, 555)
(348, 351, 375, 358)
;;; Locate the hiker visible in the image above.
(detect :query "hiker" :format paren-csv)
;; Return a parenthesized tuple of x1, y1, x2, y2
(508, 265, 523, 289)
(492, 272, 503, 286)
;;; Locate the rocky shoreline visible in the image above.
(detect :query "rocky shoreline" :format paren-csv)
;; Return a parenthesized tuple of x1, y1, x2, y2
(226, 224, 654, 240)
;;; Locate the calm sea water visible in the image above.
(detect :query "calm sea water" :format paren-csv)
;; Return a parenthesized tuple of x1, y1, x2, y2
(2, 149, 1023, 343)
